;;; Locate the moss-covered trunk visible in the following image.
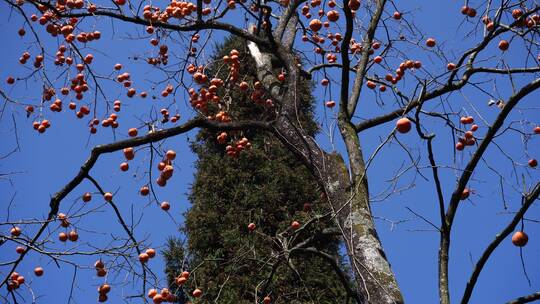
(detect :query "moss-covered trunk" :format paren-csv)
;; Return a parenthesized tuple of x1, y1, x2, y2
(324, 153, 403, 304)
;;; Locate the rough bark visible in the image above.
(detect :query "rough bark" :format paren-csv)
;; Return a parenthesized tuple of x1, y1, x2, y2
(247, 30, 403, 304)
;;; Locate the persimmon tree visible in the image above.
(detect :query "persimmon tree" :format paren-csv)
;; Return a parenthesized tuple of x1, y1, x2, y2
(0, 0, 539, 303)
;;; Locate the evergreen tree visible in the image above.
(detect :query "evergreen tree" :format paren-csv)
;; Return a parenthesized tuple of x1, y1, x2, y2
(163, 36, 351, 303)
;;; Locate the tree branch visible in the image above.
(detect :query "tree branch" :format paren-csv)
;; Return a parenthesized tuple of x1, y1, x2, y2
(460, 182, 540, 304)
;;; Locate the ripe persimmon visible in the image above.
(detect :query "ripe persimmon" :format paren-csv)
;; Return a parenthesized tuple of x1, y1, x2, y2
(146, 248, 156, 258)
(98, 284, 111, 295)
(396, 118, 411, 133)
(309, 19, 322, 32)
(68, 230, 79, 241)
(511, 231, 528, 247)
(152, 294, 163, 303)
(140, 186, 150, 196)
(327, 10, 339, 22)
(59, 232, 68, 242)
(460, 188, 470, 200)
(139, 252, 149, 263)
(176, 276, 187, 285)
(165, 150, 176, 160)
(160, 201, 170, 211)
(192, 288, 203, 298)
(498, 40, 509, 51)
(94, 260, 105, 269)
(291, 221, 301, 230)
(426, 38, 436, 47)
(348, 0, 360, 10)
(128, 128, 138, 137)
(34, 267, 44, 276)
(123, 147, 135, 160)
(148, 289, 158, 298)
(10, 226, 22, 237)
(120, 162, 129, 171)
(248, 223, 256, 232)
(104, 192, 113, 202)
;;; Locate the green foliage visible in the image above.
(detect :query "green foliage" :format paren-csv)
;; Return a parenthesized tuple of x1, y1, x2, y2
(163, 36, 351, 303)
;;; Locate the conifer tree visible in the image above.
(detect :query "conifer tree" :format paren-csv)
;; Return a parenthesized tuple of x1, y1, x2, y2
(163, 36, 352, 303)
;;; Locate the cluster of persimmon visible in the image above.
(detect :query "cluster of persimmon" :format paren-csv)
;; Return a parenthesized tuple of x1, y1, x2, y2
(160, 84, 174, 98)
(155, 149, 177, 187)
(460, 5, 478, 18)
(160, 108, 180, 123)
(301, 0, 342, 24)
(10, 226, 27, 254)
(455, 116, 478, 151)
(142, 0, 211, 25)
(248, 81, 273, 106)
(303, 31, 343, 54)
(94, 259, 108, 277)
(211, 111, 232, 123)
(97, 283, 111, 303)
(68, 70, 91, 101)
(381, 58, 421, 88)
(114, 71, 139, 98)
(216, 131, 228, 144)
(223, 49, 241, 82)
(56, 213, 79, 242)
(98, 113, 119, 131)
(148, 43, 169, 66)
(18, 52, 43, 68)
(6, 272, 26, 292)
(225, 137, 251, 157)
(138, 248, 157, 264)
(188, 85, 217, 111)
(174, 271, 190, 286)
(477, 9, 539, 51)
(147, 287, 178, 303)
(505, 8, 540, 28)
(186, 64, 209, 84)
(32, 119, 51, 133)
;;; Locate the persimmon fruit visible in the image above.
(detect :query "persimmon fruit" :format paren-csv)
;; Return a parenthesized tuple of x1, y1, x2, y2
(396, 118, 411, 133)
(192, 288, 202, 298)
(511, 231, 528, 247)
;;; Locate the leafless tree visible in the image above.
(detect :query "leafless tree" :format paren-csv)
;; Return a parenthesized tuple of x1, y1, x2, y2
(1, 0, 539, 303)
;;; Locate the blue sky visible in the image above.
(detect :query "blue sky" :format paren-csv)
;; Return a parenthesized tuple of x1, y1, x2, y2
(0, 0, 539, 303)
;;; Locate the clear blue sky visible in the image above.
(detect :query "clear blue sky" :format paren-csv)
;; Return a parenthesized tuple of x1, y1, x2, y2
(0, 0, 538, 303)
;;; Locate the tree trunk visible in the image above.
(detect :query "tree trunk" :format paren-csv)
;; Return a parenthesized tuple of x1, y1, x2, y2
(247, 38, 404, 304)
(324, 153, 404, 304)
